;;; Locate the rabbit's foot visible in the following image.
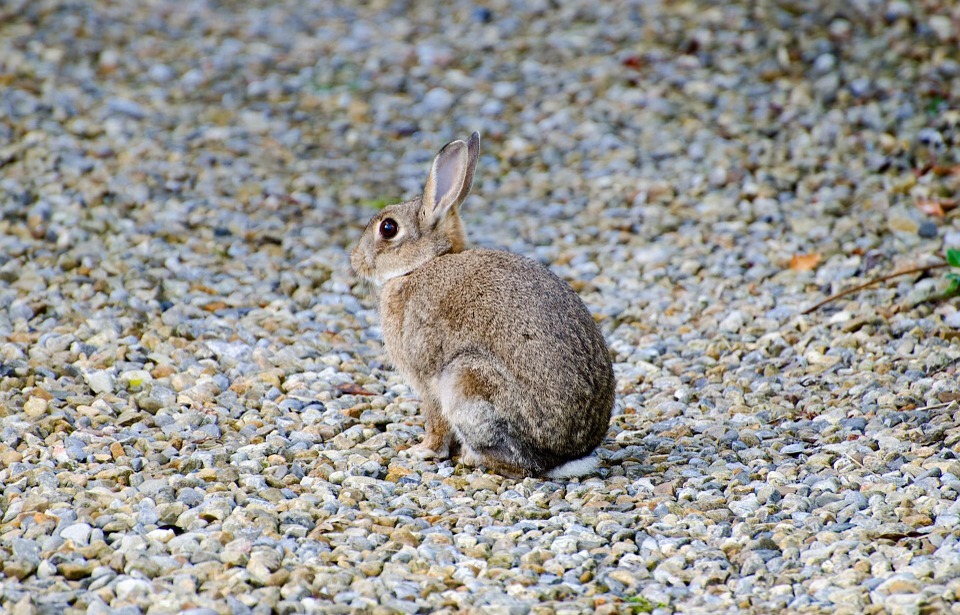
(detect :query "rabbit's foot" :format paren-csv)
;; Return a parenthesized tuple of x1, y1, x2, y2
(404, 441, 449, 459)
(459, 447, 485, 467)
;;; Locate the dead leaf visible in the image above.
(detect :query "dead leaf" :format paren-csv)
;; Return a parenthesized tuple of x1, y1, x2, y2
(336, 383, 375, 396)
(789, 253, 821, 271)
(916, 199, 946, 217)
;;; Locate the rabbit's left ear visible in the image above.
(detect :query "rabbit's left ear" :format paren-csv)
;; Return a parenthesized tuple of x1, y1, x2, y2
(422, 132, 480, 224)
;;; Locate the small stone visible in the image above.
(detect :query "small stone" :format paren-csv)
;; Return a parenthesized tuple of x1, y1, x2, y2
(36, 560, 56, 577)
(729, 495, 761, 517)
(59, 561, 95, 580)
(115, 578, 152, 600)
(422, 88, 454, 112)
(12, 539, 40, 566)
(918, 221, 937, 239)
(11, 595, 34, 615)
(136, 394, 163, 414)
(719, 310, 744, 333)
(3, 560, 35, 580)
(609, 569, 638, 587)
(148, 64, 175, 82)
(84, 370, 115, 395)
(840, 417, 868, 432)
(61, 523, 93, 545)
(885, 0, 911, 20)
(653, 482, 675, 497)
(875, 576, 919, 595)
(107, 98, 147, 119)
(888, 216, 919, 234)
(0, 449, 22, 464)
(23, 396, 48, 417)
(119, 370, 153, 389)
(945, 312, 960, 329)
(111, 442, 125, 460)
(928, 16, 953, 42)
(247, 559, 273, 585)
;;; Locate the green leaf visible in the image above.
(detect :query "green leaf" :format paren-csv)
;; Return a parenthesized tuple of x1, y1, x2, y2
(948, 273, 960, 296)
(927, 95, 947, 116)
(947, 249, 960, 268)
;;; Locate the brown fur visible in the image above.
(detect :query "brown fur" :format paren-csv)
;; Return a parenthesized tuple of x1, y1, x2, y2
(351, 133, 614, 478)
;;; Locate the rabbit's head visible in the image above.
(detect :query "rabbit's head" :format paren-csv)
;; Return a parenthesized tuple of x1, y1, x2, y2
(351, 132, 480, 284)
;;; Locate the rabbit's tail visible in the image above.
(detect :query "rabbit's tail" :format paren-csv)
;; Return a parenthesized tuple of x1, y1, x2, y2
(544, 455, 599, 480)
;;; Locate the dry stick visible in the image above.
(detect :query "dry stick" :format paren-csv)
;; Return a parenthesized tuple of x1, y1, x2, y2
(802, 262, 948, 315)
(913, 399, 959, 413)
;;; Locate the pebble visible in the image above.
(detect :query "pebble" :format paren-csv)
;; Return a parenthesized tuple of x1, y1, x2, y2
(422, 88, 455, 112)
(22, 397, 48, 418)
(918, 221, 938, 239)
(60, 523, 93, 546)
(83, 371, 115, 395)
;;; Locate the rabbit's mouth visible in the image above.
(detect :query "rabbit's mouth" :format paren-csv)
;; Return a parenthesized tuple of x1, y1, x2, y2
(349, 246, 374, 281)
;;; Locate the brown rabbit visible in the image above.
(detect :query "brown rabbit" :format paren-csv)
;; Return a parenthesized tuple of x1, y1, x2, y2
(350, 132, 614, 478)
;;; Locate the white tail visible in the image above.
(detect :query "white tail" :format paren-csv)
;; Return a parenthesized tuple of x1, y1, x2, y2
(545, 455, 599, 479)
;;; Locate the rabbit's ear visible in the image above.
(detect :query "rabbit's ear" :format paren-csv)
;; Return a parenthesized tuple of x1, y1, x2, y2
(457, 131, 480, 206)
(422, 132, 480, 224)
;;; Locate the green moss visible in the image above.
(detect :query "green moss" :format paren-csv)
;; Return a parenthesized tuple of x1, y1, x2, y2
(360, 197, 393, 210)
(625, 596, 668, 614)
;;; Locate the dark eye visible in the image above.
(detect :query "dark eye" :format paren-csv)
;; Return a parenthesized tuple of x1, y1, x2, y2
(379, 218, 398, 239)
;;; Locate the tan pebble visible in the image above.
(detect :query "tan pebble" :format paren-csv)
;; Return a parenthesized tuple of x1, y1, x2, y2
(904, 514, 933, 528)
(1, 449, 23, 464)
(246, 559, 273, 584)
(3, 560, 35, 580)
(880, 579, 919, 594)
(258, 369, 283, 388)
(169, 373, 193, 392)
(59, 561, 94, 580)
(265, 569, 290, 586)
(390, 528, 421, 546)
(30, 388, 54, 401)
(110, 442, 125, 460)
(888, 216, 919, 234)
(23, 397, 48, 418)
(151, 364, 176, 378)
(608, 569, 638, 587)
(653, 482, 676, 497)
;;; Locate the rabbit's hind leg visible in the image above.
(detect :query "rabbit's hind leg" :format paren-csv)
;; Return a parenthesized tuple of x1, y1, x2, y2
(437, 354, 539, 477)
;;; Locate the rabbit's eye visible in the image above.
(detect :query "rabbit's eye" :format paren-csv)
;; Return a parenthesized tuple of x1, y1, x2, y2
(379, 218, 399, 239)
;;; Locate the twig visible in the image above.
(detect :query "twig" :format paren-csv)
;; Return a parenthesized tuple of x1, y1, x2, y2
(911, 399, 959, 413)
(802, 262, 948, 315)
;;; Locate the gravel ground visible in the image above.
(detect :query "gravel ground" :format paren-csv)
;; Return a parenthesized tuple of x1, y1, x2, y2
(2, 0, 960, 613)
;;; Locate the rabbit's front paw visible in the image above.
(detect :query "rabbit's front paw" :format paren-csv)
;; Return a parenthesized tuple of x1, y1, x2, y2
(404, 442, 449, 459)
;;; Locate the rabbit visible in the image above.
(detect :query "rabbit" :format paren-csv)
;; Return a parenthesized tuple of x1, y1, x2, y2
(350, 132, 615, 479)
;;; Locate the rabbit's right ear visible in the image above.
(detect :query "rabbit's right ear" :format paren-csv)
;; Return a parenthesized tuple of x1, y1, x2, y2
(422, 132, 480, 225)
